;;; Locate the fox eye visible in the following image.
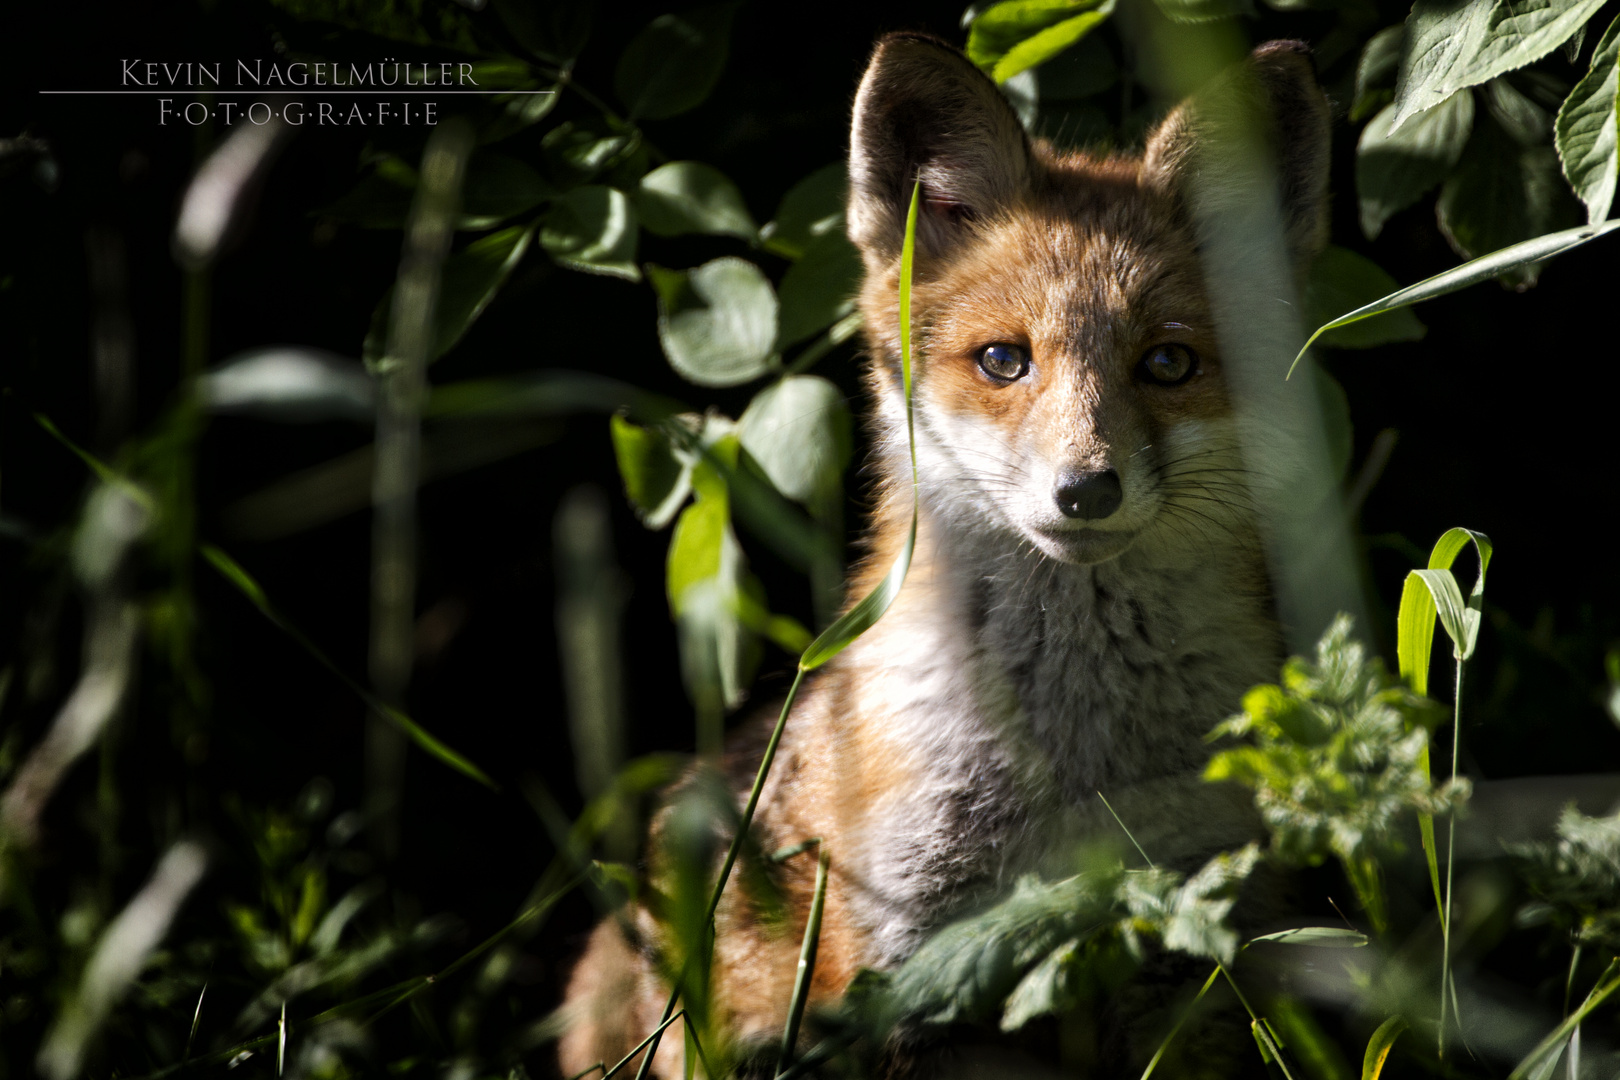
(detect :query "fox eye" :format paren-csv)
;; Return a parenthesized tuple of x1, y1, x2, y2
(1139, 343, 1198, 386)
(977, 343, 1030, 382)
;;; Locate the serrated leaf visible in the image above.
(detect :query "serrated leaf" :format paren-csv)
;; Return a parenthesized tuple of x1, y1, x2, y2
(1390, 0, 1608, 130)
(637, 161, 758, 240)
(1357, 91, 1474, 240)
(737, 375, 852, 506)
(1304, 246, 1427, 348)
(1556, 13, 1620, 223)
(1000, 939, 1082, 1031)
(1291, 219, 1620, 374)
(1438, 110, 1585, 287)
(615, 4, 735, 121)
(967, 0, 1114, 83)
(761, 164, 847, 260)
(539, 186, 638, 281)
(650, 258, 778, 388)
(776, 230, 863, 349)
(610, 415, 692, 529)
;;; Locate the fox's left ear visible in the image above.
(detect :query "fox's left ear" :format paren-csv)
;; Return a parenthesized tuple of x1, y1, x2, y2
(1143, 40, 1331, 270)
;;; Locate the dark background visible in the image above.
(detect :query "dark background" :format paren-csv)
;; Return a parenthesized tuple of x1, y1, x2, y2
(2, 0, 1617, 1073)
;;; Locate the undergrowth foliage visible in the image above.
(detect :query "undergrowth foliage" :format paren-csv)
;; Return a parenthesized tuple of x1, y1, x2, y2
(2, 0, 1620, 1078)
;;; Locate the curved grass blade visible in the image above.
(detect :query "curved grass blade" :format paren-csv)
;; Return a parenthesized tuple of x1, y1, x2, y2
(201, 544, 496, 789)
(634, 180, 927, 1080)
(1140, 966, 1222, 1080)
(1289, 220, 1620, 377)
(1247, 927, 1369, 948)
(1362, 1016, 1407, 1080)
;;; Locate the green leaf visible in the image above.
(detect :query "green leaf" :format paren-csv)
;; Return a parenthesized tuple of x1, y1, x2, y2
(539, 186, 639, 281)
(1000, 939, 1083, 1031)
(966, 0, 1115, 83)
(761, 164, 847, 259)
(636, 161, 758, 241)
(1303, 246, 1426, 349)
(1248, 926, 1370, 947)
(615, 4, 736, 121)
(1290, 219, 1620, 375)
(610, 414, 693, 529)
(650, 258, 779, 388)
(1556, 13, 1620, 223)
(1353, 26, 1406, 122)
(1152, 0, 1252, 24)
(737, 375, 852, 506)
(1438, 110, 1585, 288)
(776, 230, 863, 349)
(1361, 1016, 1406, 1080)
(321, 153, 553, 230)
(1390, 0, 1608, 130)
(364, 226, 535, 366)
(1356, 91, 1474, 240)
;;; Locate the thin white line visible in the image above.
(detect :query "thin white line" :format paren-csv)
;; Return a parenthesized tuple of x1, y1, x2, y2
(38, 89, 554, 95)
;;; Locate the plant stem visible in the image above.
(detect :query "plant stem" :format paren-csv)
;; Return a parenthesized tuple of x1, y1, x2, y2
(778, 843, 830, 1069)
(1439, 655, 1464, 1057)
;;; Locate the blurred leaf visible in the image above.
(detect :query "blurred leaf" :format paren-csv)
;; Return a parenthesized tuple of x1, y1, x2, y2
(1482, 76, 1554, 145)
(1249, 926, 1370, 947)
(1292, 219, 1620, 373)
(667, 449, 758, 712)
(999, 939, 1083, 1032)
(1390, 0, 1607, 129)
(1361, 1016, 1407, 1080)
(491, 0, 591, 64)
(1514, 805, 1620, 948)
(200, 347, 375, 423)
(540, 186, 638, 280)
(366, 225, 535, 365)
(636, 161, 757, 240)
(649, 258, 778, 387)
(1356, 91, 1473, 240)
(1438, 111, 1585, 288)
(1556, 13, 1619, 224)
(1303, 246, 1426, 349)
(775, 230, 863, 348)
(761, 163, 847, 259)
(1353, 26, 1405, 122)
(1152, 0, 1252, 23)
(322, 153, 551, 230)
(737, 375, 852, 505)
(967, 0, 1117, 83)
(541, 121, 637, 186)
(615, 4, 736, 121)
(611, 414, 693, 529)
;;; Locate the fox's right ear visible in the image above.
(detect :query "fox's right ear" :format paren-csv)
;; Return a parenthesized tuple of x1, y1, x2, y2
(848, 33, 1035, 266)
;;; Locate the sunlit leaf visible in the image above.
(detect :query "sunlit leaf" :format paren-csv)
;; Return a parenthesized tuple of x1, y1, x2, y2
(1248, 926, 1370, 947)
(1555, 13, 1620, 223)
(1390, 0, 1607, 129)
(967, 0, 1115, 83)
(610, 414, 692, 529)
(540, 186, 639, 280)
(615, 4, 736, 121)
(649, 258, 778, 387)
(737, 375, 852, 506)
(1303, 246, 1426, 349)
(1152, 0, 1252, 23)
(637, 161, 757, 241)
(1356, 91, 1473, 240)
(1291, 219, 1620, 374)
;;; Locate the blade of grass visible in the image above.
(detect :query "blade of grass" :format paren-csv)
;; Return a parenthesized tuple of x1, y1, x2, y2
(201, 545, 495, 789)
(1509, 959, 1620, 1080)
(634, 179, 928, 1080)
(1140, 966, 1222, 1080)
(778, 842, 830, 1069)
(1288, 220, 1620, 377)
(1361, 1016, 1406, 1080)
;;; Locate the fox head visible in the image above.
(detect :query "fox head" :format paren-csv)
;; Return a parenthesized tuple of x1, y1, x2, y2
(848, 34, 1329, 568)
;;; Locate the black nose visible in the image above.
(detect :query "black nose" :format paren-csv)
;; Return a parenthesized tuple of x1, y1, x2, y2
(1055, 469, 1122, 520)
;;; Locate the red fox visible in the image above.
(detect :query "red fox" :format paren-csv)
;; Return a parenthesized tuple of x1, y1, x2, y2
(559, 32, 1330, 1079)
